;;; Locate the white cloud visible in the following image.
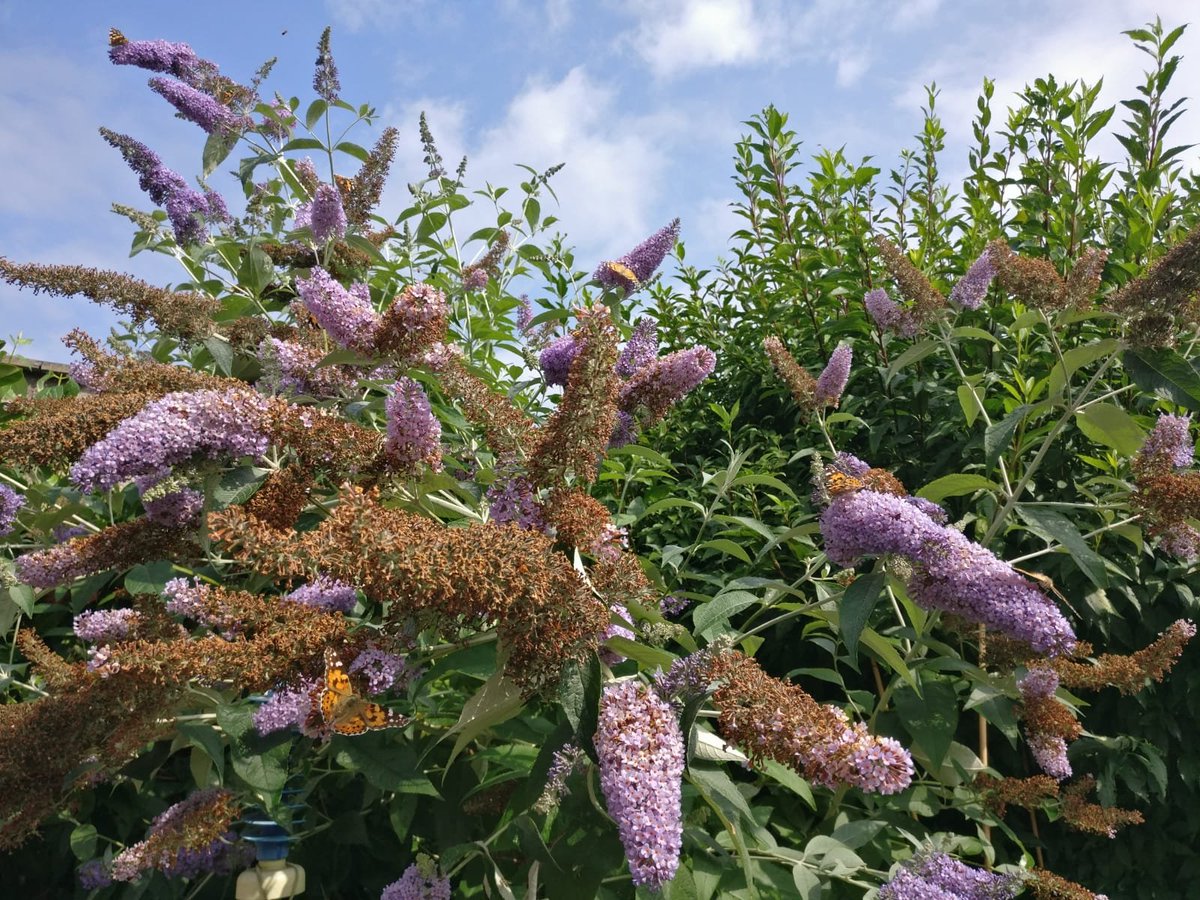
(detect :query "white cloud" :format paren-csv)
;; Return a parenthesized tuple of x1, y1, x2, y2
(626, 0, 769, 77)
(836, 51, 870, 87)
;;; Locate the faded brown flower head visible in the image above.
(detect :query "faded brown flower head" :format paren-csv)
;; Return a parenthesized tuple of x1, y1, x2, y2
(528, 304, 620, 489)
(1107, 222, 1200, 347)
(1025, 868, 1110, 900)
(988, 240, 1068, 310)
(1061, 775, 1144, 837)
(873, 235, 946, 326)
(763, 336, 818, 413)
(1061, 247, 1109, 310)
(434, 354, 534, 457)
(63, 330, 228, 395)
(975, 773, 1060, 818)
(343, 127, 399, 225)
(0, 257, 219, 342)
(1051, 619, 1195, 694)
(2, 393, 152, 470)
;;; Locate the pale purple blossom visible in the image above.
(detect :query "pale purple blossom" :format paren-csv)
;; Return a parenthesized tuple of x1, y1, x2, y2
(487, 475, 545, 530)
(109, 38, 215, 86)
(313, 27, 341, 104)
(949, 247, 997, 310)
(77, 859, 113, 890)
(594, 219, 680, 293)
(74, 608, 140, 644)
(595, 680, 684, 889)
(162, 578, 211, 619)
(143, 488, 204, 527)
(821, 483, 1076, 655)
(149, 77, 242, 134)
(1029, 733, 1072, 781)
(880, 851, 1020, 900)
(260, 98, 296, 139)
(462, 268, 489, 291)
(295, 183, 347, 242)
(600, 603, 636, 666)
(285, 575, 357, 613)
(381, 862, 452, 900)
(1018, 666, 1059, 701)
(350, 648, 420, 694)
(1159, 522, 1200, 560)
(617, 318, 659, 378)
(260, 337, 355, 396)
(539, 335, 578, 387)
(254, 679, 318, 736)
(110, 789, 251, 882)
(609, 410, 638, 449)
(296, 268, 381, 351)
(535, 743, 586, 814)
(815, 344, 852, 407)
(619, 346, 717, 421)
(659, 595, 690, 617)
(864, 288, 918, 337)
(0, 484, 23, 536)
(384, 378, 442, 470)
(71, 389, 271, 493)
(52, 524, 89, 542)
(1139, 413, 1193, 470)
(517, 297, 535, 333)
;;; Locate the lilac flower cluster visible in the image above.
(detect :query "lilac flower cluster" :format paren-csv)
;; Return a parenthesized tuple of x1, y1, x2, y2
(949, 246, 997, 310)
(462, 267, 489, 291)
(285, 575, 358, 613)
(814, 344, 852, 407)
(295, 183, 347, 243)
(1139, 413, 1194, 471)
(143, 487, 204, 527)
(1018, 666, 1060, 702)
(384, 378, 442, 470)
(880, 851, 1020, 900)
(71, 389, 271, 493)
(261, 98, 296, 139)
(653, 646, 720, 706)
(594, 680, 684, 889)
(378, 283, 449, 360)
(864, 288, 918, 337)
(517, 297, 535, 333)
(100, 128, 227, 245)
(162, 577, 211, 619)
(52, 523, 89, 543)
(380, 862, 452, 900)
(812, 707, 915, 794)
(110, 789, 251, 882)
(487, 474, 546, 530)
(616, 318, 659, 378)
(619, 346, 717, 424)
(254, 679, 318, 736)
(594, 219, 680, 294)
(534, 743, 586, 813)
(0, 484, 24, 536)
(74, 608, 140, 644)
(609, 410, 638, 449)
(296, 268, 380, 351)
(350, 647, 420, 694)
(148, 77, 242, 134)
(109, 38, 216, 86)
(539, 335, 578, 387)
(77, 859, 113, 890)
(821, 480, 1077, 655)
(659, 594, 691, 617)
(1028, 733, 1072, 781)
(600, 603, 636, 666)
(313, 27, 341, 103)
(1159, 522, 1200, 559)
(260, 337, 355, 396)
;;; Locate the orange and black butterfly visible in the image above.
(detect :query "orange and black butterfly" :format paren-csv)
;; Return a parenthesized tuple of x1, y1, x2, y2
(316, 648, 408, 736)
(604, 261, 639, 288)
(109, 27, 128, 47)
(826, 468, 907, 497)
(334, 174, 355, 196)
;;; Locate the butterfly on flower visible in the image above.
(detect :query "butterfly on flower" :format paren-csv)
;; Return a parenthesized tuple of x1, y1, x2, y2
(334, 174, 355, 196)
(315, 647, 408, 736)
(825, 468, 907, 497)
(604, 261, 640, 289)
(109, 27, 128, 47)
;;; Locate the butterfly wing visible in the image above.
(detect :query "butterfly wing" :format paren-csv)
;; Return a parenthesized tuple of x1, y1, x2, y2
(321, 648, 408, 736)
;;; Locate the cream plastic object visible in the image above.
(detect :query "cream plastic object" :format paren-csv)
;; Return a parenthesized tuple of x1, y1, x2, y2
(235, 858, 306, 899)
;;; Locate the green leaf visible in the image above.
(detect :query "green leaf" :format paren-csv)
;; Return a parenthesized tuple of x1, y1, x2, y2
(124, 560, 177, 596)
(334, 140, 370, 163)
(238, 246, 275, 296)
(860, 628, 917, 689)
(984, 403, 1032, 468)
(894, 678, 959, 768)
(1076, 403, 1145, 456)
(830, 819, 885, 850)
(640, 497, 705, 518)
(201, 130, 236, 178)
(557, 654, 601, 754)
(217, 705, 289, 794)
(304, 100, 328, 130)
(698, 539, 751, 563)
(202, 335, 234, 376)
(178, 722, 226, 781)
(1016, 505, 1109, 589)
(952, 325, 1000, 345)
(916, 473, 999, 502)
(1048, 339, 1119, 399)
(886, 337, 938, 378)
(448, 671, 525, 765)
(336, 740, 441, 796)
(957, 384, 984, 427)
(605, 636, 675, 671)
(213, 466, 271, 508)
(838, 572, 885, 665)
(762, 760, 816, 810)
(693, 591, 758, 638)
(8, 584, 35, 617)
(70, 823, 98, 861)
(1124, 347, 1200, 410)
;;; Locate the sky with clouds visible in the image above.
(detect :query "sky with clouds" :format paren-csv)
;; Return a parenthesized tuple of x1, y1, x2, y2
(2, 0, 1198, 359)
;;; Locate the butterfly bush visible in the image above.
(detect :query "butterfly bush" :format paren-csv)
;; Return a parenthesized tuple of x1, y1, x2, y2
(296, 267, 381, 351)
(880, 851, 1020, 900)
(595, 680, 684, 889)
(108, 37, 215, 84)
(73, 608, 140, 643)
(71, 388, 271, 493)
(109, 788, 250, 882)
(0, 484, 23, 536)
(593, 219, 680, 293)
(949, 246, 998, 310)
(295, 182, 347, 242)
(381, 860, 452, 900)
(538, 334, 578, 387)
(814, 343, 852, 407)
(254, 679, 319, 736)
(148, 76, 243, 134)
(820, 479, 1077, 655)
(285, 575, 358, 613)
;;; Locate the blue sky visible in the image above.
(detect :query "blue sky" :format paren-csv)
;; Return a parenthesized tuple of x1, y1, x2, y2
(2, 0, 1197, 359)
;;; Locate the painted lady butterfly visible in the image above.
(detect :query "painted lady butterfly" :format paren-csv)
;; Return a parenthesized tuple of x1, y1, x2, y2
(825, 468, 907, 497)
(109, 28, 128, 47)
(605, 261, 639, 287)
(317, 648, 408, 736)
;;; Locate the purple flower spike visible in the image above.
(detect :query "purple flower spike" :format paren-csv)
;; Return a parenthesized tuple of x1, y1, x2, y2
(594, 219, 680, 294)
(149, 77, 242, 134)
(350, 647, 420, 695)
(539, 335, 578, 387)
(254, 679, 318, 736)
(949, 246, 997, 310)
(0, 484, 24, 536)
(595, 680, 684, 889)
(74, 608, 139, 644)
(296, 183, 347, 243)
(381, 862, 452, 900)
(285, 575, 358, 613)
(864, 288, 918, 336)
(384, 377, 442, 471)
(616, 317, 659, 378)
(109, 38, 215, 86)
(815, 344, 852, 407)
(487, 475, 545, 530)
(1140, 413, 1193, 471)
(820, 480, 1076, 656)
(296, 268, 381, 351)
(71, 389, 271, 493)
(880, 850, 1020, 900)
